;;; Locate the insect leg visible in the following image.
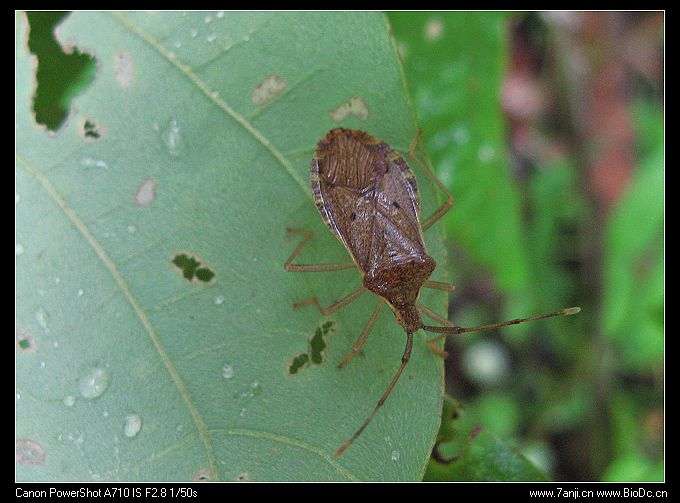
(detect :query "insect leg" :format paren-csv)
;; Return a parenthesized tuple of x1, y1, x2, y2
(417, 302, 455, 327)
(417, 302, 453, 358)
(408, 130, 454, 232)
(423, 280, 456, 292)
(337, 302, 384, 369)
(284, 228, 356, 272)
(293, 286, 366, 315)
(335, 331, 414, 458)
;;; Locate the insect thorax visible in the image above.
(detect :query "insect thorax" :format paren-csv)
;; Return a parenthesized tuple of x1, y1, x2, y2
(363, 255, 435, 332)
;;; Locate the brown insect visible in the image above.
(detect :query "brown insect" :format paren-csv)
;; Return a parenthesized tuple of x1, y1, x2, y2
(285, 128, 580, 458)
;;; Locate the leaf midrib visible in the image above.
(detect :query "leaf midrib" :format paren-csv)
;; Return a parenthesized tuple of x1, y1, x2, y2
(107, 11, 312, 203)
(16, 153, 220, 478)
(18, 153, 359, 481)
(17, 11, 364, 480)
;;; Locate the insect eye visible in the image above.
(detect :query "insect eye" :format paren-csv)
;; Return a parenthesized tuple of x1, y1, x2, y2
(350, 212, 356, 221)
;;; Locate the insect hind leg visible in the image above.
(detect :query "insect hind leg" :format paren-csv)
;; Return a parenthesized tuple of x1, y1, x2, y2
(337, 302, 383, 369)
(293, 286, 366, 315)
(284, 228, 356, 272)
(408, 130, 454, 232)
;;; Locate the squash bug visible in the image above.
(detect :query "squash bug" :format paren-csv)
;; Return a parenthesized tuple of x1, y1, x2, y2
(285, 128, 580, 457)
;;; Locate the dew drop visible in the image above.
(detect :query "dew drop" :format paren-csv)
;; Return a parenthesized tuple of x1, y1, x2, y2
(81, 157, 109, 169)
(391, 450, 400, 462)
(190, 28, 198, 38)
(77, 289, 84, 297)
(249, 381, 261, 396)
(38, 361, 46, 369)
(234, 381, 261, 399)
(222, 364, 234, 379)
(78, 366, 112, 399)
(63, 395, 76, 407)
(174, 40, 182, 49)
(216, 11, 225, 18)
(15, 244, 24, 256)
(204, 15, 212, 23)
(207, 33, 217, 43)
(35, 307, 49, 333)
(127, 225, 137, 234)
(214, 295, 225, 305)
(160, 119, 183, 157)
(124, 414, 142, 438)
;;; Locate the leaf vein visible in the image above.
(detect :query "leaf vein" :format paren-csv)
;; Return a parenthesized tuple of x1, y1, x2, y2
(209, 428, 360, 481)
(16, 153, 220, 480)
(108, 11, 311, 203)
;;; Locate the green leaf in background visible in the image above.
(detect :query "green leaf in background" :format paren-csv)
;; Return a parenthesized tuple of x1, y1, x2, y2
(16, 11, 450, 481)
(601, 99, 664, 370)
(424, 397, 549, 481)
(389, 12, 530, 299)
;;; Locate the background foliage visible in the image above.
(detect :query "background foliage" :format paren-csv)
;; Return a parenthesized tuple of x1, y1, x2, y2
(389, 11, 664, 481)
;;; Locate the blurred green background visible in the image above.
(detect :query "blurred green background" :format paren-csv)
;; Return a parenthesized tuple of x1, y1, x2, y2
(388, 11, 664, 482)
(23, 11, 664, 481)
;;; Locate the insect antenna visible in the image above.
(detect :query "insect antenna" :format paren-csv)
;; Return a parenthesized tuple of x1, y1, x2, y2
(422, 307, 581, 335)
(334, 331, 414, 458)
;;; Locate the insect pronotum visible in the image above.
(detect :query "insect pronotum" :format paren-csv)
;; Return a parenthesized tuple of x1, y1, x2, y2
(285, 128, 580, 458)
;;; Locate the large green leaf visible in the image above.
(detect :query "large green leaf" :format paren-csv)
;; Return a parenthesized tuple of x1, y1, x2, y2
(15, 11, 449, 481)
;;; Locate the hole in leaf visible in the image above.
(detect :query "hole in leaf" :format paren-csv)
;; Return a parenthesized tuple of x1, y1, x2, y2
(171, 252, 215, 283)
(288, 321, 336, 375)
(16, 329, 35, 353)
(288, 353, 310, 375)
(309, 327, 327, 365)
(193, 468, 212, 481)
(25, 11, 96, 131)
(81, 119, 101, 139)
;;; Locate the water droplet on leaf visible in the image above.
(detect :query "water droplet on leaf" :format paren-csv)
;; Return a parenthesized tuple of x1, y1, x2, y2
(124, 414, 142, 438)
(78, 366, 112, 399)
